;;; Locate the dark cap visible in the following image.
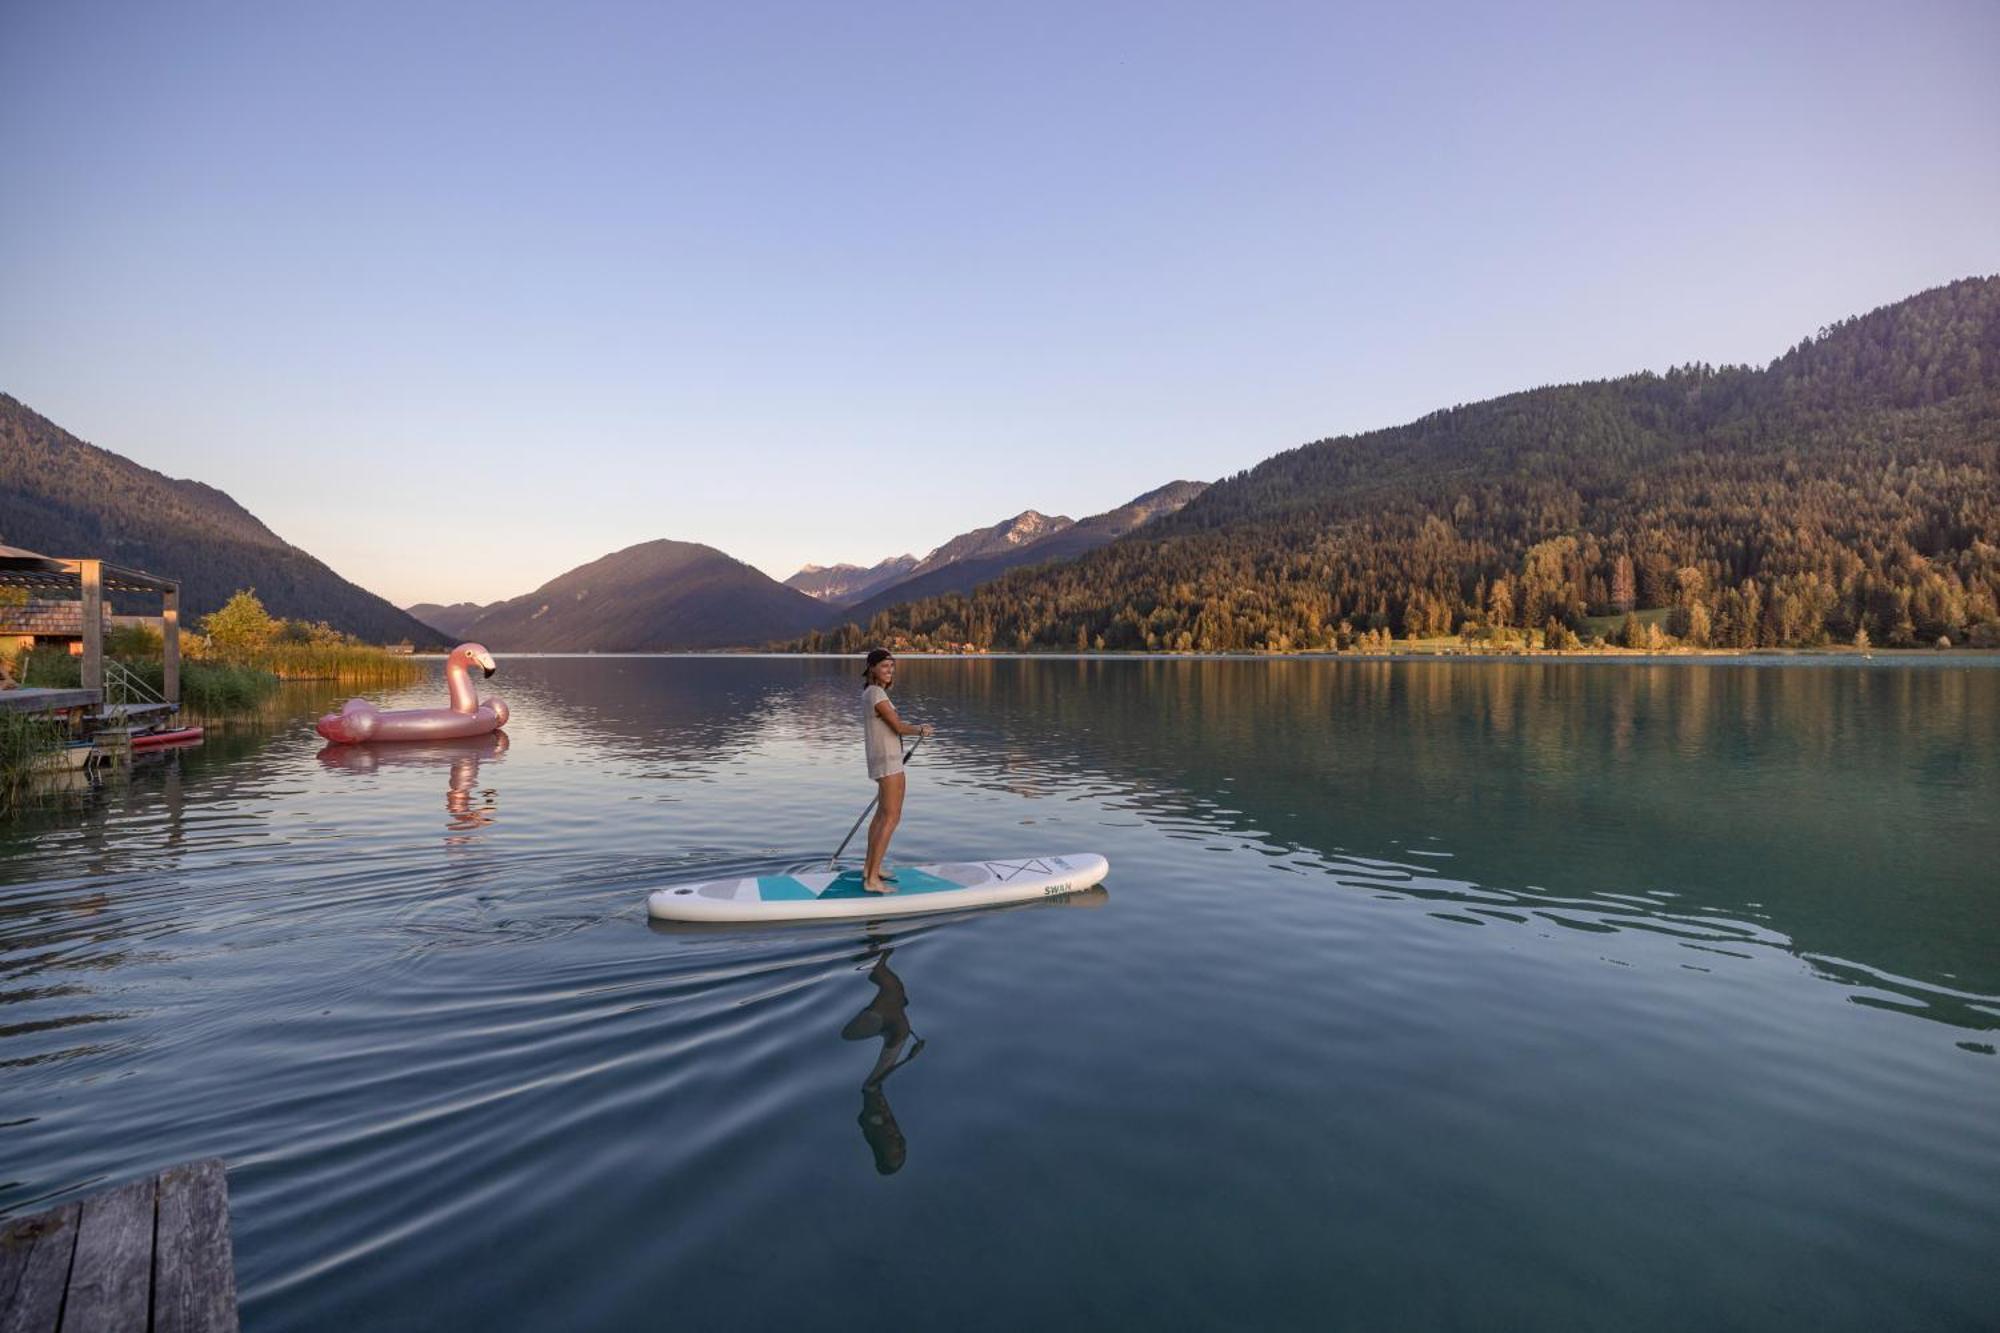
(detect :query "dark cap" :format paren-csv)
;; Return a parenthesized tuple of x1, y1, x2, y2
(862, 647, 894, 678)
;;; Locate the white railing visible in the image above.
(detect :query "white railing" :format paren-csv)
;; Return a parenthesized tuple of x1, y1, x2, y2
(103, 659, 167, 710)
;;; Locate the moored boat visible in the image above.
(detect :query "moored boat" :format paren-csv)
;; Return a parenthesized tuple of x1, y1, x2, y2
(131, 726, 205, 750)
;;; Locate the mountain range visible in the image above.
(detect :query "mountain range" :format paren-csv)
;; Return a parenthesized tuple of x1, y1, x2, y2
(0, 394, 440, 644)
(828, 276, 2000, 652)
(13, 277, 1995, 657)
(410, 539, 828, 652)
(406, 481, 1210, 650)
(781, 556, 918, 608)
(824, 482, 1211, 629)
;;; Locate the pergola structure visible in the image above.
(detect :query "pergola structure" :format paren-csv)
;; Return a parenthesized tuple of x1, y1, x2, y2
(0, 543, 181, 704)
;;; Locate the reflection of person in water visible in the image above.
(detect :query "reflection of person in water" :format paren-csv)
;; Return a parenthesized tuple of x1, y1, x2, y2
(840, 946, 924, 1175)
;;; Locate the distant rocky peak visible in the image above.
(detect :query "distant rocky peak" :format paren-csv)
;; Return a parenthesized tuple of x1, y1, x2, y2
(1126, 480, 1210, 518)
(1002, 510, 1068, 543)
(783, 553, 920, 606)
(913, 510, 1075, 575)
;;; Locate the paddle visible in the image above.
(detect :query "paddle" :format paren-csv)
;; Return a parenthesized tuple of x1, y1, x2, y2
(826, 734, 925, 870)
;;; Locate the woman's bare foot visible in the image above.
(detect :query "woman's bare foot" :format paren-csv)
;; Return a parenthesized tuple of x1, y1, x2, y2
(863, 877, 898, 895)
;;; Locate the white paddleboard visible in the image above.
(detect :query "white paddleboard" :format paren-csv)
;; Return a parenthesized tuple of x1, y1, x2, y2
(646, 853, 1110, 923)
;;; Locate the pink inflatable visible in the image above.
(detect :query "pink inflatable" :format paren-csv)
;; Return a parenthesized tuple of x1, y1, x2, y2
(315, 643, 511, 744)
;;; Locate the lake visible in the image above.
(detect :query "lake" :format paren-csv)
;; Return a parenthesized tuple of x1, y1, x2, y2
(3, 655, 1996, 1330)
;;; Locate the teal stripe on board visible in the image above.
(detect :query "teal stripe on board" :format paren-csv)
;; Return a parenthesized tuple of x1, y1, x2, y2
(755, 876, 816, 901)
(820, 869, 964, 900)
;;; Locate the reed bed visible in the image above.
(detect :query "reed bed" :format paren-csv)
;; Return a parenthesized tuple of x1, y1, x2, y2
(13, 648, 80, 690)
(232, 643, 430, 685)
(112, 610, 431, 686)
(0, 709, 63, 809)
(14, 648, 283, 711)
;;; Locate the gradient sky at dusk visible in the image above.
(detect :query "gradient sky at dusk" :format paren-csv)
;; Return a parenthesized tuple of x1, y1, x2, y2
(3, 1, 1996, 606)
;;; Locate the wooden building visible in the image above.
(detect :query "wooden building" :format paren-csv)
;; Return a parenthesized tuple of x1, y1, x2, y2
(0, 543, 182, 705)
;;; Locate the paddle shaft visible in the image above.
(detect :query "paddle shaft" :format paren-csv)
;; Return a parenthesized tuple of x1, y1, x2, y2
(828, 734, 924, 870)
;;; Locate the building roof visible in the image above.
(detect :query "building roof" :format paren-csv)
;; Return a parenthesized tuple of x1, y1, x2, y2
(0, 542, 69, 573)
(0, 548, 178, 596)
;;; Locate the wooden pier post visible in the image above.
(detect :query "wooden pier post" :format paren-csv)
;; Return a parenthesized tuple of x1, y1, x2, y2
(79, 558, 103, 696)
(162, 586, 181, 705)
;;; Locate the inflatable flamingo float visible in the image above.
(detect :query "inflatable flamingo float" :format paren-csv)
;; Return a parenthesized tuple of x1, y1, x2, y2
(315, 643, 511, 744)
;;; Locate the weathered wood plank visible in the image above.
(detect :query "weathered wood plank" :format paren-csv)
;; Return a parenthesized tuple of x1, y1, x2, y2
(0, 1203, 79, 1333)
(153, 1160, 237, 1333)
(58, 1178, 153, 1333)
(0, 1218, 35, 1318)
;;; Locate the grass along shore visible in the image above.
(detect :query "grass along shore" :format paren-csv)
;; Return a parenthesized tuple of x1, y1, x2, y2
(0, 710, 65, 807)
(2, 590, 432, 811)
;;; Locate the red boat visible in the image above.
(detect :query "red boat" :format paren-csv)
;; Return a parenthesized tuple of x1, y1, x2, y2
(131, 726, 205, 750)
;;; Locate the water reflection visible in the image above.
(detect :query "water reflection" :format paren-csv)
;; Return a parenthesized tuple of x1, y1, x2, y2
(316, 732, 508, 838)
(4, 658, 1997, 1331)
(840, 942, 924, 1175)
(864, 657, 2000, 1010)
(505, 656, 814, 768)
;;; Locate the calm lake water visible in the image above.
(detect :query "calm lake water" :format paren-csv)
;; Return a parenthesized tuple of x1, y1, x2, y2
(3, 656, 1997, 1330)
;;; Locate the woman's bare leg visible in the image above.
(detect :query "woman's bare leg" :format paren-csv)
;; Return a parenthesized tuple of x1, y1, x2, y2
(863, 773, 906, 893)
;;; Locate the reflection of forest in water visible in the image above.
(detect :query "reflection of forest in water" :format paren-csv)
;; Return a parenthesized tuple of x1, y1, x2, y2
(880, 658, 2000, 1005)
(10, 655, 1993, 1028)
(477, 656, 2000, 1011)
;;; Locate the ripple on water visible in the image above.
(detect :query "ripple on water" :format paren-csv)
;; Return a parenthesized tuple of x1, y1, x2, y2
(1, 657, 1997, 1331)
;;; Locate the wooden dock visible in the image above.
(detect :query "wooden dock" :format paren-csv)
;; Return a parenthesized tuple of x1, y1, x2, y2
(0, 1160, 237, 1332)
(0, 687, 99, 715)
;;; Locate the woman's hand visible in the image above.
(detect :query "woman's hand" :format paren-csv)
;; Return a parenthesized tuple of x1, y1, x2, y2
(919, 724, 935, 738)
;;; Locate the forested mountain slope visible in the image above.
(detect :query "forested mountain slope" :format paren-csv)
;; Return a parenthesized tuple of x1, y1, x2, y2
(819, 277, 2000, 652)
(0, 394, 441, 643)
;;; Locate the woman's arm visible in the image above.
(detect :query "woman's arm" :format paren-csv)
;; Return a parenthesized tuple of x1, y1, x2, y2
(874, 698, 934, 739)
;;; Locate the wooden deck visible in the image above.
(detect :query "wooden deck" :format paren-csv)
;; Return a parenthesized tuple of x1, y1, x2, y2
(0, 687, 100, 715)
(94, 702, 179, 721)
(0, 1160, 237, 1332)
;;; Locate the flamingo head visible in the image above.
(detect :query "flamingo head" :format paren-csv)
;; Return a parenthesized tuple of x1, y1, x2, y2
(450, 643, 499, 678)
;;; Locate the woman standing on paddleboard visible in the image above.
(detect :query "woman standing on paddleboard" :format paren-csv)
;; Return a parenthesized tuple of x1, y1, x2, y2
(861, 648, 933, 894)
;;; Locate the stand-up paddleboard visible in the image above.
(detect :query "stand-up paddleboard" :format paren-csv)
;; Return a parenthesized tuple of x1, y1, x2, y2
(646, 853, 1110, 923)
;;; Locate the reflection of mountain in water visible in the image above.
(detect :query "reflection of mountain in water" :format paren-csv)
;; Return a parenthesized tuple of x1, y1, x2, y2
(895, 658, 2000, 1015)
(34, 654, 1987, 1036)
(501, 657, 823, 768)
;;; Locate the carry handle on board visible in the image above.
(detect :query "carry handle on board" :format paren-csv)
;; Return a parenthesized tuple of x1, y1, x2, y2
(827, 734, 925, 870)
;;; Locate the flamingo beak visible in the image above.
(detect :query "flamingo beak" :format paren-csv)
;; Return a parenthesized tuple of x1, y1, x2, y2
(482, 666, 495, 678)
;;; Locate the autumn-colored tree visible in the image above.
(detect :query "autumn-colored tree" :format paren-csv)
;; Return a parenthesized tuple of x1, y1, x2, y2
(1611, 555, 1636, 614)
(203, 589, 278, 659)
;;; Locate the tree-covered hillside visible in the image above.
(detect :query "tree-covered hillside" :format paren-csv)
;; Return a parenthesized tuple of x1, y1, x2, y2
(807, 277, 2000, 652)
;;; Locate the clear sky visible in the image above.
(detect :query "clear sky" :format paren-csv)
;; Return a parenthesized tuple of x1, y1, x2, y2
(3, 1, 1996, 607)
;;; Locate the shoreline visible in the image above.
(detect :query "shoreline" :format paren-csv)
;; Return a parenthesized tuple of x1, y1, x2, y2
(459, 647, 2000, 665)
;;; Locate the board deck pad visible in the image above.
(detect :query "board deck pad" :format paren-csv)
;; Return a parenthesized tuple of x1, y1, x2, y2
(649, 854, 1110, 922)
